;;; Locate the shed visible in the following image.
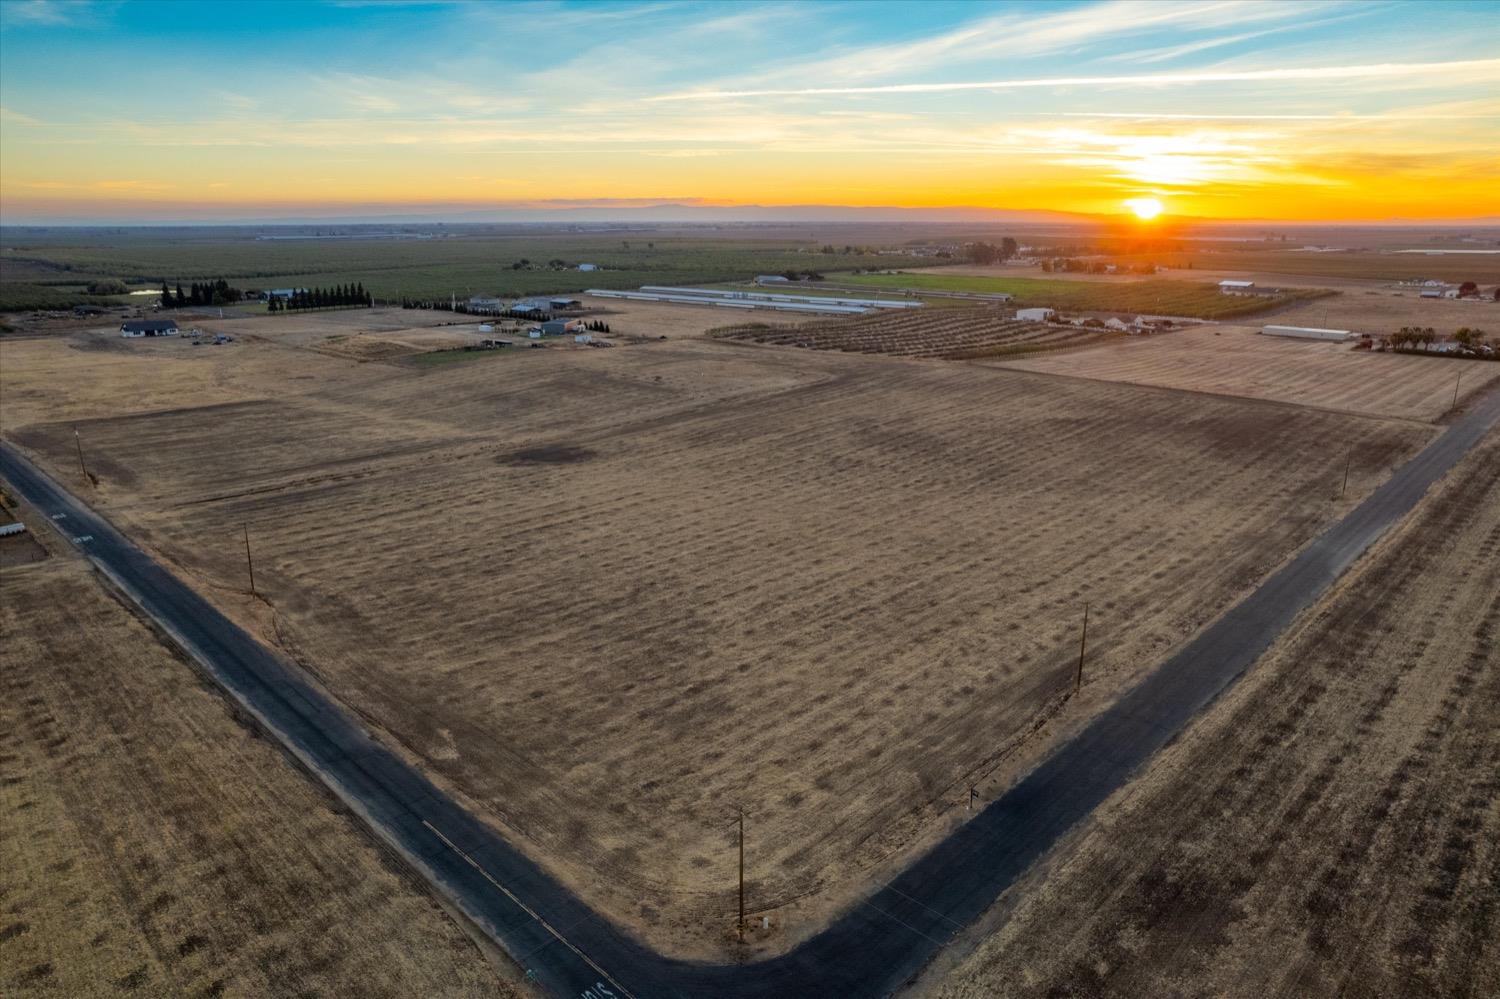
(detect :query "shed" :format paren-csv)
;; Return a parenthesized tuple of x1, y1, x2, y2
(1016, 307, 1056, 322)
(469, 295, 506, 312)
(577, 263, 598, 272)
(548, 297, 581, 310)
(1218, 280, 1256, 294)
(756, 275, 791, 285)
(121, 319, 179, 337)
(541, 319, 581, 336)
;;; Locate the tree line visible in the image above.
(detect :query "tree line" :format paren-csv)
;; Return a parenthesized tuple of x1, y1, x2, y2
(269, 284, 372, 312)
(159, 279, 245, 307)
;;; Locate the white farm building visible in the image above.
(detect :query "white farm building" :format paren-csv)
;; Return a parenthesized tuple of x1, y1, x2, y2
(1260, 325, 1352, 342)
(1016, 307, 1056, 322)
(1218, 280, 1256, 295)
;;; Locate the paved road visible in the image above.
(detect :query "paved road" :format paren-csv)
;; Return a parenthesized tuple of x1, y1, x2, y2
(4, 385, 1497, 999)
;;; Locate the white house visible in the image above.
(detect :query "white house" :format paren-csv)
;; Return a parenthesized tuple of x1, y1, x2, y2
(756, 275, 791, 285)
(577, 263, 598, 272)
(120, 319, 179, 337)
(468, 295, 506, 312)
(1016, 307, 1056, 322)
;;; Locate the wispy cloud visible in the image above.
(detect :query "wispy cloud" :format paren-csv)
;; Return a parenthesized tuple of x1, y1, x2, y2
(651, 59, 1500, 100)
(0, 105, 42, 125)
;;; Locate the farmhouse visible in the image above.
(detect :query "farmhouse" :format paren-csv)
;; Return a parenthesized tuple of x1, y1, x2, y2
(1420, 288, 1445, 299)
(261, 288, 304, 301)
(469, 295, 506, 312)
(577, 263, 599, 272)
(120, 319, 179, 337)
(756, 275, 791, 285)
(1218, 280, 1256, 295)
(1016, 307, 1056, 322)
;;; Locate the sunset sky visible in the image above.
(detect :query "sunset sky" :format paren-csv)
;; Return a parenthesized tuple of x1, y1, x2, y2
(1, 0, 1497, 222)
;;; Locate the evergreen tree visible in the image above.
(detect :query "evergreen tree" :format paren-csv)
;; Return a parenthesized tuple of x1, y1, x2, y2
(175, 283, 186, 307)
(160, 280, 171, 306)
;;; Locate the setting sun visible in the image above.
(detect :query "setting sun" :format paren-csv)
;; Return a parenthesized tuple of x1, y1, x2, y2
(1125, 197, 1163, 221)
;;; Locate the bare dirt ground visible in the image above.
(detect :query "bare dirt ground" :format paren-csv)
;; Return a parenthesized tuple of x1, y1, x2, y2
(930, 426, 1500, 999)
(0, 527, 516, 996)
(576, 294, 804, 338)
(994, 325, 1500, 423)
(0, 316, 1439, 959)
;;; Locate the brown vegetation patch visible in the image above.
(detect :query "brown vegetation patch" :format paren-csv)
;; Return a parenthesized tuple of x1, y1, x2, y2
(0, 560, 516, 997)
(935, 430, 1500, 998)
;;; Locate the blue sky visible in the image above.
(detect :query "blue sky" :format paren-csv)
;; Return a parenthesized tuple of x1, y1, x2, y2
(2, 0, 1497, 220)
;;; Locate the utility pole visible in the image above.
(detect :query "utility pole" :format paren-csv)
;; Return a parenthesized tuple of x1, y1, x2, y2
(1452, 370, 1463, 413)
(1340, 448, 1352, 499)
(243, 523, 256, 595)
(73, 428, 89, 485)
(1075, 602, 1090, 693)
(737, 807, 746, 943)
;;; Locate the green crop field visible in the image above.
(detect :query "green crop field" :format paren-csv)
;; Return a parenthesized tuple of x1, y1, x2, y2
(1122, 249, 1500, 284)
(0, 226, 918, 311)
(834, 271, 1334, 318)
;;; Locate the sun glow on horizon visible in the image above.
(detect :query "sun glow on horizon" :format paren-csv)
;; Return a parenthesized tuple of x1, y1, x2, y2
(1125, 197, 1164, 220)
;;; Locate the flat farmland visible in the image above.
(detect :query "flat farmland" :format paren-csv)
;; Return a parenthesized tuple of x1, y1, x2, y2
(712, 310, 1118, 360)
(0, 554, 514, 997)
(994, 325, 1500, 422)
(835, 271, 1331, 318)
(934, 428, 1500, 999)
(1, 327, 1434, 958)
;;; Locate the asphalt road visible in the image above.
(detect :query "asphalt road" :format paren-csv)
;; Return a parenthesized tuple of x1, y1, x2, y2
(4, 384, 1497, 999)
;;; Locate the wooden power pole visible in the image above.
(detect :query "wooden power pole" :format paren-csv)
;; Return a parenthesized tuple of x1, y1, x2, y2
(1340, 449, 1352, 499)
(73, 428, 89, 485)
(1075, 602, 1090, 693)
(243, 523, 256, 595)
(737, 807, 746, 942)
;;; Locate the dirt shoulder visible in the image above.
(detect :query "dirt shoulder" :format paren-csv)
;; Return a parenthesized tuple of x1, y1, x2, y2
(927, 427, 1500, 998)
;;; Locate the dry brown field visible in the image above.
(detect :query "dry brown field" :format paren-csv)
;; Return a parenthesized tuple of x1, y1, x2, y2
(931, 427, 1500, 999)
(0, 314, 1442, 959)
(712, 310, 1119, 360)
(576, 294, 805, 339)
(0, 531, 515, 996)
(994, 325, 1500, 423)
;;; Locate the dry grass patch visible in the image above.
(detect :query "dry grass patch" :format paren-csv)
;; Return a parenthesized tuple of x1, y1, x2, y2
(994, 324, 1500, 422)
(0, 557, 516, 998)
(934, 429, 1500, 999)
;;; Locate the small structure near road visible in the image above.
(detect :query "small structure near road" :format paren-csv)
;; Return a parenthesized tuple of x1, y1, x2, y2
(1016, 307, 1056, 322)
(121, 319, 179, 337)
(1260, 324, 1352, 342)
(756, 274, 791, 285)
